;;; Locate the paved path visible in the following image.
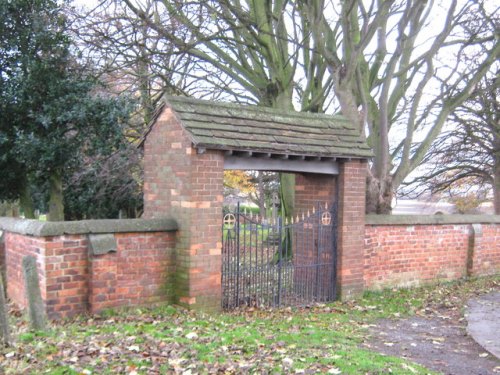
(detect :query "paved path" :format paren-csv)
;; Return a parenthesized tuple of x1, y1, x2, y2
(466, 291, 500, 359)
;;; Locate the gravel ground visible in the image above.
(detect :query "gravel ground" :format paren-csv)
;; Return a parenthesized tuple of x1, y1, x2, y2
(364, 314, 500, 375)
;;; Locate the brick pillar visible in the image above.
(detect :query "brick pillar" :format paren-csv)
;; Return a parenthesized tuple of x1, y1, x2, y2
(143, 108, 224, 311)
(337, 159, 366, 299)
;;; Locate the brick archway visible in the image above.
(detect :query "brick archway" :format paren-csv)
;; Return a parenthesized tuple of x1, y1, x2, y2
(142, 96, 369, 310)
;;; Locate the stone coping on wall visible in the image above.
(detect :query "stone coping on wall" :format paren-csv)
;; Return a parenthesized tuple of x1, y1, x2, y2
(366, 214, 500, 226)
(0, 217, 178, 236)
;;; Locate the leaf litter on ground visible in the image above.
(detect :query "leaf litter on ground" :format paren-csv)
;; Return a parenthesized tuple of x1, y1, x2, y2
(0, 275, 498, 374)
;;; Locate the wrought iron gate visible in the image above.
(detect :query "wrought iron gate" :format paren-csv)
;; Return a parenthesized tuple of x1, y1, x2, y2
(222, 202, 337, 309)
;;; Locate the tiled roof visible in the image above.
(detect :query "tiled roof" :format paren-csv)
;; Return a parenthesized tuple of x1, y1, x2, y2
(151, 96, 372, 159)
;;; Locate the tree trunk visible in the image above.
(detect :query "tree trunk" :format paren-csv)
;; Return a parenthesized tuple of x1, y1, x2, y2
(366, 171, 393, 214)
(280, 173, 295, 219)
(333, 73, 394, 214)
(268, 88, 295, 219)
(48, 169, 64, 221)
(19, 178, 35, 219)
(494, 144, 500, 215)
(257, 172, 266, 219)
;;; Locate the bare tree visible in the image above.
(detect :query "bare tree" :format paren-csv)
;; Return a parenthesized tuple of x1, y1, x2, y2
(119, 0, 331, 219)
(109, 0, 498, 214)
(304, 0, 499, 213)
(68, 0, 195, 137)
(403, 68, 499, 214)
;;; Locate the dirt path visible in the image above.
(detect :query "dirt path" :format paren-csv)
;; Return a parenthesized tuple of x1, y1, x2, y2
(363, 313, 500, 375)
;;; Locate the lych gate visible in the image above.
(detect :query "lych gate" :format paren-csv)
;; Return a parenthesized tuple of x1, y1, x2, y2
(142, 96, 371, 311)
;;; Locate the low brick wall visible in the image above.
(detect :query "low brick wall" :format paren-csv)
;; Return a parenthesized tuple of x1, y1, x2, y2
(365, 215, 500, 290)
(0, 218, 177, 319)
(1, 214, 499, 318)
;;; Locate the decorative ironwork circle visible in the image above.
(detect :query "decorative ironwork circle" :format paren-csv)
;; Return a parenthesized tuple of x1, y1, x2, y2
(321, 212, 332, 226)
(223, 213, 236, 229)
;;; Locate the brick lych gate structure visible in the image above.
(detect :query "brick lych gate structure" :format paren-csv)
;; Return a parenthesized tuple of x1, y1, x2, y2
(142, 96, 372, 311)
(1, 96, 497, 319)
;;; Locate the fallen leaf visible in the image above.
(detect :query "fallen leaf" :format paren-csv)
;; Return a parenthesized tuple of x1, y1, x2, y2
(283, 357, 293, 368)
(401, 363, 417, 374)
(327, 368, 341, 374)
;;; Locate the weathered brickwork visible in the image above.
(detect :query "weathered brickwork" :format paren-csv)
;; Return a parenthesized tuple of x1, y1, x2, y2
(143, 108, 223, 311)
(5, 232, 47, 310)
(364, 225, 468, 289)
(44, 235, 88, 318)
(469, 224, 500, 276)
(1, 214, 499, 320)
(4, 229, 175, 319)
(337, 160, 367, 299)
(364, 222, 500, 290)
(89, 232, 176, 313)
(295, 173, 336, 214)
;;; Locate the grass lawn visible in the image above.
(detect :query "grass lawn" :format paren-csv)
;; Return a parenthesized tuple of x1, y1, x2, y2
(1, 275, 498, 374)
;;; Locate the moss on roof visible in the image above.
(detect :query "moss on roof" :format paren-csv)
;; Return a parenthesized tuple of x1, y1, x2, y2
(149, 96, 372, 159)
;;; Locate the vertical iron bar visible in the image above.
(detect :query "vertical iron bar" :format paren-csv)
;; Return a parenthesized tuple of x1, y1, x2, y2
(284, 221, 289, 305)
(249, 220, 252, 305)
(332, 202, 338, 300)
(277, 216, 283, 307)
(316, 202, 321, 301)
(235, 202, 240, 307)
(266, 222, 270, 306)
(243, 211, 247, 306)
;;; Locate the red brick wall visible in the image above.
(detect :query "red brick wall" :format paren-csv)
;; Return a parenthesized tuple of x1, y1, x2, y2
(295, 173, 336, 215)
(4, 230, 176, 319)
(470, 224, 500, 276)
(44, 235, 88, 319)
(364, 223, 500, 290)
(143, 107, 223, 310)
(89, 232, 175, 312)
(5, 232, 46, 309)
(337, 160, 367, 299)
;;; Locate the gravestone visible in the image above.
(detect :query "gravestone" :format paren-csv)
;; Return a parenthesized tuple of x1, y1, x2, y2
(0, 275, 9, 346)
(22, 256, 47, 331)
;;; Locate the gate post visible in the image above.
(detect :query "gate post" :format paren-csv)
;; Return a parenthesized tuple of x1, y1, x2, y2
(143, 108, 224, 311)
(337, 159, 366, 300)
